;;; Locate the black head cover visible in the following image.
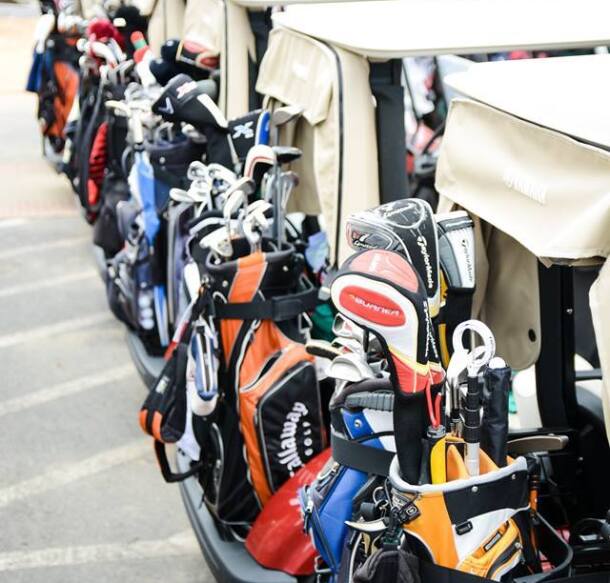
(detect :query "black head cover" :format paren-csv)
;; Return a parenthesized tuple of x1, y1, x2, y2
(346, 199, 440, 319)
(152, 74, 227, 131)
(152, 74, 233, 167)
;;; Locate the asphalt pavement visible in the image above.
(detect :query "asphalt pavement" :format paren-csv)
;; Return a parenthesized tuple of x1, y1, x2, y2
(0, 4, 213, 581)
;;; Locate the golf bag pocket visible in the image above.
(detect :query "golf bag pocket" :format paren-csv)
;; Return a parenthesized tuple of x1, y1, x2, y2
(301, 460, 369, 574)
(388, 452, 530, 580)
(239, 343, 325, 506)
(139, 343, 205, 483)
(139, 343, 188, 444)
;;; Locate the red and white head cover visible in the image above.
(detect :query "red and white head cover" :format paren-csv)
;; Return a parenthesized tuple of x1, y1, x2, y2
(331, 249, 443, 395)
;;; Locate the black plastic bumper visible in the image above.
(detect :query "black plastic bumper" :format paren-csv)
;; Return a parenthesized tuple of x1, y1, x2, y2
(176, 451, 297, 583)
(126, 330, 165, 390)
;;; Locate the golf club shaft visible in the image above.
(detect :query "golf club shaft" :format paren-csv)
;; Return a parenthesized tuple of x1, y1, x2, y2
(464, 372, 481, 476)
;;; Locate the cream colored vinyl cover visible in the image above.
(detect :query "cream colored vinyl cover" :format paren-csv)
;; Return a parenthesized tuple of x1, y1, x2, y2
(274, 0, 610, 59)
(436, 99, 610, 263)
(257, 27, 379, 264)
(182, 0, 223, 52)
(437, 98, 610, 441)
(147, 0, 186, 53)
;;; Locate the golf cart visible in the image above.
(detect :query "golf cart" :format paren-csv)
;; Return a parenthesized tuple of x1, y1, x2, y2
(435, 54, 610, 542)
(255, 0, 610, 265)
(167, 3, 610, 582)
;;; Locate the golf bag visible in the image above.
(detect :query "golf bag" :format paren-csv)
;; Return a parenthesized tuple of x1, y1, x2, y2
(27, 34, 80, 158)
(105, 136, 205, 347)
(141, 237, 326, 531)
(301, 378, 396, 578)
(196, 240, 324, 526)
(339, 447, 573, 583)
(92, 100, 130, 258)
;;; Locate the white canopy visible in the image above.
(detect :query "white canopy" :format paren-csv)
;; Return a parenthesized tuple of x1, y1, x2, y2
(444, 54, 610, 150)
(274, 0, 610, 59)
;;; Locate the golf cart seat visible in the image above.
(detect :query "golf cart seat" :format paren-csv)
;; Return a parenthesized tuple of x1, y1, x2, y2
(255, 0, 610, 265)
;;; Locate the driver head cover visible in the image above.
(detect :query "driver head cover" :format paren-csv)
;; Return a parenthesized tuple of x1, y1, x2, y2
(151, 73, 228, 132)
(346, 199, 440, 319)
(330, 249, 432, 395)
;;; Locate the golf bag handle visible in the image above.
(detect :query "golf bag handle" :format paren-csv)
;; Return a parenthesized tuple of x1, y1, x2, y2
(154, 440, 205, 483)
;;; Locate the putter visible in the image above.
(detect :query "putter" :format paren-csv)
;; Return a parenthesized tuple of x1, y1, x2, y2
(452, 319, 496, 476)
(270, 104, 303, 145)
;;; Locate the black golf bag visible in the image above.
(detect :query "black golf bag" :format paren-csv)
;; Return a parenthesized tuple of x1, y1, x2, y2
(140, 237, 326, 535)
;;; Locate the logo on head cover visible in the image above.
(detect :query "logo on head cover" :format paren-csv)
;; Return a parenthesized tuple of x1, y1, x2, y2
(232, 121, 254, 140)
(176, 80, 197, 99)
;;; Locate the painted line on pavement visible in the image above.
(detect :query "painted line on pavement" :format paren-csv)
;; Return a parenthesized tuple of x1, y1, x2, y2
(0, 365, 135, 418)
(0, 440, 151, 509)
(0, 313, 113, 349)
(0, 269, 98, 299)
(0, 530, 200, 571)
(0, 236, 89, 261)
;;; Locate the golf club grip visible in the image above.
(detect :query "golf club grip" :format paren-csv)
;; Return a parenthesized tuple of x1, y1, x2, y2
(463, 374, 481, 445)
(394, 391, 428, 484)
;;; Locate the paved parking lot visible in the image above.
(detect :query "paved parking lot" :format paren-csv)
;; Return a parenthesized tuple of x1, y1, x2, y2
(0, 4, 212, 581)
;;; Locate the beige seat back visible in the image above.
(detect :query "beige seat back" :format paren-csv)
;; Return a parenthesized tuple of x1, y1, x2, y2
(256, 26, 379, 264)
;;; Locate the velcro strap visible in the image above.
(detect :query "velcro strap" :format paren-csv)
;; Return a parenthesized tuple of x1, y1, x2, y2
(214, 287, 319, 321)
(331, 432, 395, 477)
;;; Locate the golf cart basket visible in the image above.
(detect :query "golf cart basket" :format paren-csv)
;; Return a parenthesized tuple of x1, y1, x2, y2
(254, 0, 610, 266)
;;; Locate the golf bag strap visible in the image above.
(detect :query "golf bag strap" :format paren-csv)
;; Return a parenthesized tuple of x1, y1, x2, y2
(153, 440, 205, 483)
(213, 287, 318, 321)
(440, 291, 473, 365)
(331, 432, 394, 477)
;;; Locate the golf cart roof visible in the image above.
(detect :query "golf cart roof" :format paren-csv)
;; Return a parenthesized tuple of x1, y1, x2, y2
(436, 54, 610, 264)
(444, 54, 610, 150)
(273, 0, 610, 59)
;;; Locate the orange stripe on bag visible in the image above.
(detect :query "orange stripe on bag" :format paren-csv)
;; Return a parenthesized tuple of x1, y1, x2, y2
(220, 252, 266, 366)
(151, 411, 163, 442)
(139, 409, 149, 434)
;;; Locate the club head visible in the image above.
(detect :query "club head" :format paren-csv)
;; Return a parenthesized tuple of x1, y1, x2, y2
(436, 211, 475, 291)
(346, 199, 441, 319)
(244, 144, 276, 187)
(169, 187, 191, 203)
(328, 353, 375, 383)
(306, 340, 343, 360)
(332, 336, 365, 355)
(201, 225, 232, 259)
(271, 104, 304, 129)
(187, 160, 208, 182)
(330, 249, 431, 395)
(332, 313, 364, 342)
(223, 189, 247, 225)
